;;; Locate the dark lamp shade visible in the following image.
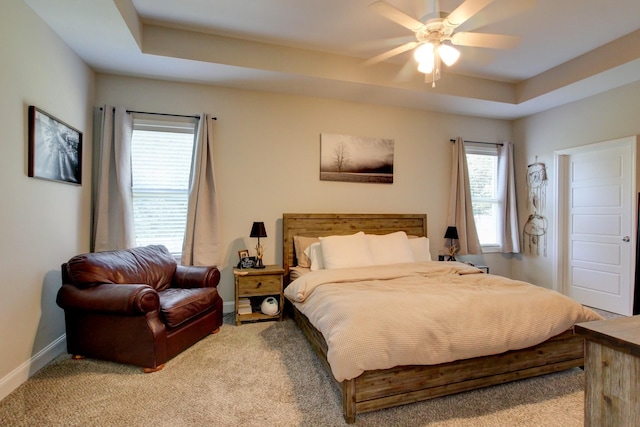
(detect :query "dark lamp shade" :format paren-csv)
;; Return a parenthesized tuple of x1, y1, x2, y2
(444, 226, 459, 240)
(250, 222, 267, 238)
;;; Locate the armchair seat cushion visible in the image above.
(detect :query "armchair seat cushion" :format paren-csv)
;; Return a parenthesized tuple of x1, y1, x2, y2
(159, 287, 220, 328)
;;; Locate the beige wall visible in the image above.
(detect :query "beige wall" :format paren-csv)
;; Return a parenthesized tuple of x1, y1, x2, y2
(7, 0, 640, 403)
(513, 80, 640, 288)
(94, 74, 513, 307)
(0, 1, 94, 399)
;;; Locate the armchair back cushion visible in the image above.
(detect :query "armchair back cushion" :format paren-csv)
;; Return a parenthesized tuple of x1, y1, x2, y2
(63, 245, 177, 291)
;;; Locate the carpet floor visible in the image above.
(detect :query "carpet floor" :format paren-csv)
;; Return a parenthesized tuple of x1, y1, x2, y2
(0, 314, 588, 426)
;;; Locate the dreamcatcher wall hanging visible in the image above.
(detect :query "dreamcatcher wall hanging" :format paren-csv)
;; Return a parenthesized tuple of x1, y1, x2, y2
(523, 157, 548, 256)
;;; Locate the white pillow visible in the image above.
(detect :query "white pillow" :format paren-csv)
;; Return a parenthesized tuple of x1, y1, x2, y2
(408, 236, 432, 262)
(319, 232, 375, 270)
(303, 242, 325, 271)
(366, 231, 415, 265)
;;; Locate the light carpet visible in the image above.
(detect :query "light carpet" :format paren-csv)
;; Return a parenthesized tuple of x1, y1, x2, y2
(0, 314, 587, 426)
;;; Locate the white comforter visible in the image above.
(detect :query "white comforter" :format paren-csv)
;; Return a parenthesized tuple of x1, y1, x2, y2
(284, 261, 603, 382)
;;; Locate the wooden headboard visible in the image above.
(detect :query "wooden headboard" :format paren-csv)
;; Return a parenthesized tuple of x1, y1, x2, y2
(282, 213, 427, 283)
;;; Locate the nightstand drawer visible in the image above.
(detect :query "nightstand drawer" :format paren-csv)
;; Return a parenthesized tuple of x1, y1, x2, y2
(238, 274, 281, 294)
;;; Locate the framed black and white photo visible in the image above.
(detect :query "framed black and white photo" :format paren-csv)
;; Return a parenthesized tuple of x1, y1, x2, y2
(28, 106, 82, 185)
(320, 133, 394, 184)
(239, 256, 257, 269)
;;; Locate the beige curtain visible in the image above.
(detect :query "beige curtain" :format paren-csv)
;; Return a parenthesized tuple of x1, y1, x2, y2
(447, 137, 482, 254)
(182, 114, 222, 266)
(497, 141, 520, 253)
(92, 106, 135, 252)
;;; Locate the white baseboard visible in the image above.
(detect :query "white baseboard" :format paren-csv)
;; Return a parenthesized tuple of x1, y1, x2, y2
(0, 304, 236, 402)
(0, 335, 67, 402)
(223, 300, 235, 314)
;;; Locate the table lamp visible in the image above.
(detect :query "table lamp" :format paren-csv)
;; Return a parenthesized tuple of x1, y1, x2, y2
(444, 226, 459, 261)
(250, 221, 267, 268)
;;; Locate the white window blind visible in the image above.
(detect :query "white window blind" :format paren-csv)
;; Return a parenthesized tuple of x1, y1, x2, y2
(465, 143, 500, 250)
(131, 119, 196, 258)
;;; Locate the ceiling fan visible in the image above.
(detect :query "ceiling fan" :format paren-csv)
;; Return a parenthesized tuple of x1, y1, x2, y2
(366, 0, 523, 86)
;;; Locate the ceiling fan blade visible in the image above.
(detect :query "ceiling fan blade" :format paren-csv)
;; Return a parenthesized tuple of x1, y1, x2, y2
(369, 1, 425, 32)
(444, 0, 494, 28)
(450, 32, 520, 49)
(351, 35, 416, 55)
(394, 57, 418, 83)
(362, 41, 418, 66)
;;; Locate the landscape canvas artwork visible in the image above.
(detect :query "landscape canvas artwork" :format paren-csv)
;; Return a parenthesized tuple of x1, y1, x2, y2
(320, 133, 394, 184)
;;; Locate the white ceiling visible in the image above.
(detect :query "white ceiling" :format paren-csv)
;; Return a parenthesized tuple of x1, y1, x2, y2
(23, 0, 640, 119)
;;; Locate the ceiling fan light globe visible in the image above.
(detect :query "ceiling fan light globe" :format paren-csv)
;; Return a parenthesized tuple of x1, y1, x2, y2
(417, 60, 434, 74)
(438, 44, 460, 66)
(413, 43, 434, 63)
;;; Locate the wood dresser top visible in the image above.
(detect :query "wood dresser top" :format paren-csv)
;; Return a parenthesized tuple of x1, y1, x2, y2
(575, 315, 640, 358)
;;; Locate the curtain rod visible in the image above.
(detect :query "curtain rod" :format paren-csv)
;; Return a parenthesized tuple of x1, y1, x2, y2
(126, 110, 217, 120)
(450, 139, 503, 146)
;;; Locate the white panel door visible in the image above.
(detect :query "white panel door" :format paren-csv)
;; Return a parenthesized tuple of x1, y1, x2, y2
(563, 138, 635, 315)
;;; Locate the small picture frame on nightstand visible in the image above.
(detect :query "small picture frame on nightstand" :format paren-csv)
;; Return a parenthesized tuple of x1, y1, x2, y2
(238, 256, 257, 269)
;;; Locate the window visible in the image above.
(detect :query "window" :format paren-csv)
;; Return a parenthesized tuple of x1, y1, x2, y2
(130, 119, 196, 258)
(465, 143, 500, 251)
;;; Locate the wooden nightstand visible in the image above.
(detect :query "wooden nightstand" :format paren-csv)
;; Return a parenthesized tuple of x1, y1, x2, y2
(233, 265, 285, 326)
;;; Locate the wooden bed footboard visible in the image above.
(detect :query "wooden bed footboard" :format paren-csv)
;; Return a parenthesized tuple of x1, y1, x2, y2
(291, 304, 585, 424)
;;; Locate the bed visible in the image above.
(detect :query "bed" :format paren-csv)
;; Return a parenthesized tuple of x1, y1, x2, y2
(282, 213, 603, 424)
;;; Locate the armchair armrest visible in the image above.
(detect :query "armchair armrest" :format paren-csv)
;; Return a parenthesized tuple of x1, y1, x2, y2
(56, 283, 159, 315)
(172, 265, 220, 289)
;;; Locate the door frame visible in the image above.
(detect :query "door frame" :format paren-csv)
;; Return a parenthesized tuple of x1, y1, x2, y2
(553, 136, 638, 315)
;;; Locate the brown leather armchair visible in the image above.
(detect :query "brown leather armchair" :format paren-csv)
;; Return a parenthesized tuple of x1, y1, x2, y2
(56, 245, 223, 372)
